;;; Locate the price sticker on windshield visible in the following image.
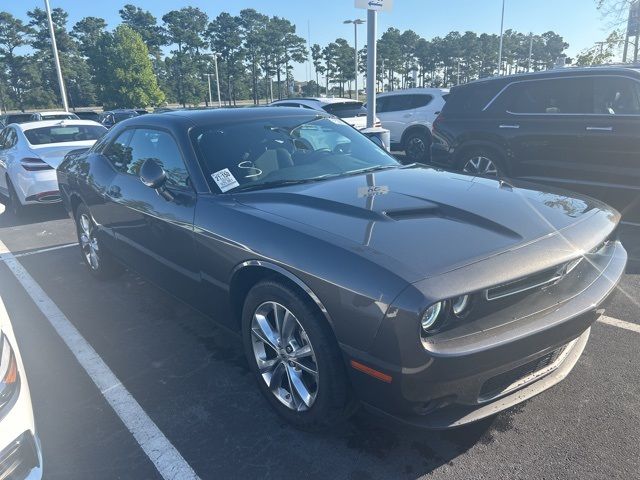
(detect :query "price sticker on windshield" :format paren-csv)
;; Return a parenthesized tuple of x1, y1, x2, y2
(212, 168, 239, 192)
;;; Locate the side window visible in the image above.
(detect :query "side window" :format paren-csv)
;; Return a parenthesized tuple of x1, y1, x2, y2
(274, 102, 301, 108)
(410, 94, 433, 109)
(383, 95, 416, 113)
(594, 76, 640, 115)
(0, 129, 8, 149)
(127, 129, 189, 188)
(103, 129, 134, 173)
(505, 78, 592, 114)
(376, 97, 388, 113)
(4, 129, 17, 148)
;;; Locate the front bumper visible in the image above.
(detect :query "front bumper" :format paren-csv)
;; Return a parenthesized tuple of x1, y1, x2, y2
(345, 240, 627, 429)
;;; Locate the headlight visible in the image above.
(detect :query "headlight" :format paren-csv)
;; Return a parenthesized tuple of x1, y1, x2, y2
(420, 302, 443, 332)
(0, 332, 20, 414)
(451, 295, 471, 317)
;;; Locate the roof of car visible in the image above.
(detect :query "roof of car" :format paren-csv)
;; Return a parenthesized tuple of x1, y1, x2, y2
(460, 65, 640, 88)
(103, 109, 139, 114)
(33, 111, 75, 115)
(135, 106, 326, 127)
(273, 97, 361, 105)
(15, 119, 104, 131)
(377, 88, 449, 97)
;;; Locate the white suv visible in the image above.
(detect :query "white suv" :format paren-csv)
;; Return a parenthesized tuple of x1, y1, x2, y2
(270, 97, 380, 131)
(376, 88, 449, 162)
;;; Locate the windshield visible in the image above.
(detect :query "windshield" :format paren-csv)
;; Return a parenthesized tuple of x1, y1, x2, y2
(41, 114, 78, 120)
(321, 102, 367, 118)
(24, 125, 107, 145)
(191, 115, 399, 193)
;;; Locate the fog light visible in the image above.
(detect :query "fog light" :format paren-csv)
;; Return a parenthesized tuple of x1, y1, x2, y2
(421, 302, 443, 332)
(452, 295, 471, 316)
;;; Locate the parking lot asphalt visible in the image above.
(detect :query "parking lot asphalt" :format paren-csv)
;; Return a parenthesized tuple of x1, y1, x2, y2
(0, 202, 638, 480)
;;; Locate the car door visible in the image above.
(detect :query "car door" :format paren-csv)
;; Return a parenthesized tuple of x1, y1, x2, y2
(493, 76, 593, 182)
(577, 75, 640, 218)
(101, 127, 201, 303)
(376, 95, 416, 144)
(410, 94, 437, 126)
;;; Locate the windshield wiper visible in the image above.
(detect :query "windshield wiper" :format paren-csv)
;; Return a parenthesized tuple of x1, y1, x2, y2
(343, 164, 399, 176)
(232, 175, 335, 193)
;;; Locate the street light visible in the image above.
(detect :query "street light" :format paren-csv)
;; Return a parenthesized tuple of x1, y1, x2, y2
(343, 19, 365, 101)
(44, 0, 68, 111)
(498, 0, 506, 75)
(212, 52, 222, 108)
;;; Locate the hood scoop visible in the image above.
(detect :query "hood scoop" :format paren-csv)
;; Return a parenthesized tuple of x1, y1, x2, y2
(384, 201, 523, 241)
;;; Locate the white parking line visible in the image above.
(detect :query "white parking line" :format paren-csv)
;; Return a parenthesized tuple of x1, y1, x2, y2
(599, 315, 640, 334)
(0, 239, 200, 480)
(12, 243, 77, 258)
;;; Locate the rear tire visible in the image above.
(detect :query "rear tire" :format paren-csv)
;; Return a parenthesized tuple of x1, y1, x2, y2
(6, 179, 24, 217)
(74, 203, 123, 280)
(242, 280, 356, 430)
(403, 130, 431, 163)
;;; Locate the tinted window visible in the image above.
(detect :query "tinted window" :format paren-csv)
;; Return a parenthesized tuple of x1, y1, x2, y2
(39, 113, 78, 120)
(24, 125, 106, 145)
(191, 116, 398, 193)
(5, 114, 32, 124)
(114, 112, 138, 122)
(377, 95, 414, 113)
(594, 76, 640, 115)
(322, 102, 367, 118)
(411, 94, 433, 108)
(274, 103, 303, 108)
(104, 129, 134, 172)
(443, 83, 503, 115)
(505, 78, 592, 114)
(4, 129, 17, 148)
(127, 129, 189, 188)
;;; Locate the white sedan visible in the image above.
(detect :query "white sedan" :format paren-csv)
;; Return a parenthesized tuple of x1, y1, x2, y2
(0, 120, 106, 215)
(269, 97, 381, 131)
(0, 297, 43, 479)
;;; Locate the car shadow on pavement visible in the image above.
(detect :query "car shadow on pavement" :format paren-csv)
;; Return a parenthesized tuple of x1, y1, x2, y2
(0, 198, 68, 228)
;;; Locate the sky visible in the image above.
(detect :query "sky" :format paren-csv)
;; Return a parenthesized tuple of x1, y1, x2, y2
(3, 0, 615, 81)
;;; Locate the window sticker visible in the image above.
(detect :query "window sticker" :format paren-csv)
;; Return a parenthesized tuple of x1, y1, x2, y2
(211, 168, 240, 192)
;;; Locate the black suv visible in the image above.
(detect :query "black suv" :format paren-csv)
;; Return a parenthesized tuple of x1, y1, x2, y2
(431, 66, 640, 222)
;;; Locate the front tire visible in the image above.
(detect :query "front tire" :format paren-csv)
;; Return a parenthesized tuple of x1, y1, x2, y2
(75, 203, 122, 279)
(242, 280, 355, 430)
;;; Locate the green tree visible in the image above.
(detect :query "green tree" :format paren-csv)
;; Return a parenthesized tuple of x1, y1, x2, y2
(100, 25, 165, 108)
(0, 12, 35, 110)
(311, 43, 325, 96)
(207, 12, 243, 105)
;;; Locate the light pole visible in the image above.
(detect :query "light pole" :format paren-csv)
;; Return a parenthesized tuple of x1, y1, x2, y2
(44, 0, 68, 111)
(528, 32, 533, 71)
(344, 19, 365, 101)
(212, 52, 222, 108)
(204, 74, 213, 106)
(498, 0, 506, 75)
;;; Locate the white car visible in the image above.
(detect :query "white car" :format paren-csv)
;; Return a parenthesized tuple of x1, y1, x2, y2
(270, 97, 381, 131)
(0, 120, 106, 215)
(376, 88, 449, 162)
(0, 297, 43, 480)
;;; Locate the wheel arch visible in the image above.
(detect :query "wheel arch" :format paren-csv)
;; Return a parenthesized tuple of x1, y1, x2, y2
(229, 261, 336, 334)
(454, 141, 509, 173)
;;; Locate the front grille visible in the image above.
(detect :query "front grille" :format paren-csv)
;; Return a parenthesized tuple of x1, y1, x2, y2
(0, 431, 39, 480)
(479, 345, 568, 401)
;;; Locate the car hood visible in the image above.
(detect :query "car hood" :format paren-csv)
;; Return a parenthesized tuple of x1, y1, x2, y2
(236, 166, 618, 282)
(30, 141, 97, 169)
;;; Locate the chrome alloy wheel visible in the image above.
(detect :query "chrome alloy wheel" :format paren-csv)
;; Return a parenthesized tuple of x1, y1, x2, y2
(251, 301, 319, 411)
(463, 156, 499, 176)
(79, 213, 100, 270)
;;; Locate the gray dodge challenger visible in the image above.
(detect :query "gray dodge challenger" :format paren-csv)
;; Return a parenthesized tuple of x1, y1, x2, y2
(56, 108, 627, 429)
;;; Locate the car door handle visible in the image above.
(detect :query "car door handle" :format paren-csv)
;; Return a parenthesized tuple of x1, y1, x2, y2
(107, 185, 121, 198)
(499, 124, 520, 129)
(586, 126, 613, 132)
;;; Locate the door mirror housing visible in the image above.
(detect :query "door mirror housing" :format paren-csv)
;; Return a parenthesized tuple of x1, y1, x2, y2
(139, 158, 174, 201)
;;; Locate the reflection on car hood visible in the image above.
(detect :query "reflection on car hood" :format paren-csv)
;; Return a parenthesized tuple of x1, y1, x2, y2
(30, 141, 97, 169)
(236, 166, 617, 281)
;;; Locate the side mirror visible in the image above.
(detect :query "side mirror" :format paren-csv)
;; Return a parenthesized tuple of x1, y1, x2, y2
(139, 158, 173, 201)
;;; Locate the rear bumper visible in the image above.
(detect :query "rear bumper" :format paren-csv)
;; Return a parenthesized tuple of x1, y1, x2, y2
(13, 169, 60, 205)
(345, 241, 627, 429)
